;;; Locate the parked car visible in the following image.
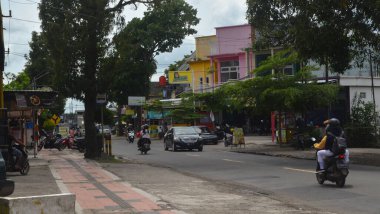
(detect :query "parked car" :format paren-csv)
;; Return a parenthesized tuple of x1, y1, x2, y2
(193, 126, 218, 145)
(164, 126, 203, 152)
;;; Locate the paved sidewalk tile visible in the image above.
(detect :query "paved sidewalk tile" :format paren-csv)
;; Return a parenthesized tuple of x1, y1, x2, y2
(40, 150, 176, 214)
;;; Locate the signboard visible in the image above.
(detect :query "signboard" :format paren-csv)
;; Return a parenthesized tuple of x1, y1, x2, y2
(168, 71, 192, 84)
(233, 128, 245, 145)
(51, 114, 61, 125)
(15, 93, 27, 108)
(128, 96, 146, 106)
(96, 93, 107, 104)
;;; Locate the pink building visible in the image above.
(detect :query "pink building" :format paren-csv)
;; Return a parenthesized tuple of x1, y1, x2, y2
(209, 24, 254, 84)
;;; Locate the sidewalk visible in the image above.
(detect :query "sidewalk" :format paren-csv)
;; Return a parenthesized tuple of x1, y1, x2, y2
(231, 135, 380, 167)
(9, 149, 177, 214)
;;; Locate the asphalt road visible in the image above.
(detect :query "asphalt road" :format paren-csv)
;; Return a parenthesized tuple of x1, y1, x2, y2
(112, 137, 380, 214)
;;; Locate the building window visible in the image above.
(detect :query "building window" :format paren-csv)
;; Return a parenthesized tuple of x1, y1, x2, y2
(206, 77, 209, 86)
(220, 60, 239, 82)
(360, 92, 366, 98)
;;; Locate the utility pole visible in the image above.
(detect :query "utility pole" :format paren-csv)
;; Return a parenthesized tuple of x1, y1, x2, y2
(0, 3, 11, 108)
(0, 3, 5, 108)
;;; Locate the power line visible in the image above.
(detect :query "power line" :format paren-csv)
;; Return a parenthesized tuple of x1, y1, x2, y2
(9, 0, 34, 5)
(10, 17, 40, 24)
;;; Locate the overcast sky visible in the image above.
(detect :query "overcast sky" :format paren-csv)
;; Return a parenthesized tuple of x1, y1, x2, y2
(1, 0, 248, 111)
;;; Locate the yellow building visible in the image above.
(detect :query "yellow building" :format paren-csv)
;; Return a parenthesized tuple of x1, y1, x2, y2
(189, 35, 218, 93)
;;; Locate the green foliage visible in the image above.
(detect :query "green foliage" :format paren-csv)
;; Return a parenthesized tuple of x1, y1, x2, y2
(38, 0, 173, 158)
(246, 0, 380, 73)
(166, 105, 204, 124)
(108, 0, 199, 105)
(4, 71, 30, 90)
(94, 107, 115, 126)
(345, 94, 379, 147)
(192, 49, 339, 115)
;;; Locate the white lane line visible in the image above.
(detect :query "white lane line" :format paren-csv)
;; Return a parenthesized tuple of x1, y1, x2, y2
(186, 154, 200, 157)
(284, 167, 315, 173)
(222, 159, 244, 163)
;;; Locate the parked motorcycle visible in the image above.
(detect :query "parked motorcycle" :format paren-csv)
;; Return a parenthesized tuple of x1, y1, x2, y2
(215, 126, 225, 140)
(38, 130, 65, 151)
(138, 138, 151, 155)
(127, 131, 135, 143)
(312, 138, 349, 187)
(72, 137, 86, 153)
(3, 144, 30, 175)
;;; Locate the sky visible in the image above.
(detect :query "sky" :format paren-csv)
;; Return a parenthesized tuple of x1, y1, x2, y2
(1, 0, 248, 112)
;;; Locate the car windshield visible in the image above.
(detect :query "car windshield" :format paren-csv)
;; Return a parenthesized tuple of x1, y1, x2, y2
(194, 127, 210, 134)
(175, 127, 198, 135)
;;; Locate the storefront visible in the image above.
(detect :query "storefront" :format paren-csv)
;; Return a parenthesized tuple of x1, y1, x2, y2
(2, 90, 58, 148)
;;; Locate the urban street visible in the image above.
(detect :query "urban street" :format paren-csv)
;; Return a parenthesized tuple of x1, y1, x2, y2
(109, 137, 380, 214)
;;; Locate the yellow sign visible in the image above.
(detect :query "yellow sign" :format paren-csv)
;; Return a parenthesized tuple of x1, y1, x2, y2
(59, 126, 69, 137)
(125, 109, 135, 116)
(233, 128, 245, 145)
(168, 71, 192, 84)
(51, 114, 61, 125)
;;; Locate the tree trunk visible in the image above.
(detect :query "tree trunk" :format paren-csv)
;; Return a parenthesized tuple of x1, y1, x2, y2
(84, 94, 99, 159)
(83, 2, 101, 159)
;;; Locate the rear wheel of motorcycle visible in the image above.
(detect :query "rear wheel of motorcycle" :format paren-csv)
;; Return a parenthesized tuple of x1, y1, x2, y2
(164, 141, 168, 151)
(144, 151, 147, 155)
(172, 143, 177, 152)
(20, 160, 30, 175)
(316, 174, 325, 185)
(336, 178, 346, 188)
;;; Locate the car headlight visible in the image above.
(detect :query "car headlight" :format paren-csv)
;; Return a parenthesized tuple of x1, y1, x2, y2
(198, 136, 203, 140)
(174, 136, 180, 142)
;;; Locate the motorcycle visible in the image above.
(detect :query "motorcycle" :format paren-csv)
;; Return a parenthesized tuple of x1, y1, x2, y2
(138, 138, 151, 155)
(72, 137, 86, 153)
(224, 133, 233, 147)
(214, 126, 225, 140)
(127, 131, 135, 143)
(38, 130, 65, 151)
(2, 144, 30, 175)
(312, 138, 349, 187)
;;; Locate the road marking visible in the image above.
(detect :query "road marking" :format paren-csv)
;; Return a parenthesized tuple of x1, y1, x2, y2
(186, 154, 200, 157)
(284, 167, 315, 173)
(223, 159, 244, 163)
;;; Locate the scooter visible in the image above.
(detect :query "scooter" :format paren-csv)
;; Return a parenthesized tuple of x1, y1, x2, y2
(2, 144, 30, 175)
(72, 137, 86, 153)
(138, 138, 151, 155)
(38, 130, 65, 151)
(313, 138, 349, 187)
(127, 131, 135, 143)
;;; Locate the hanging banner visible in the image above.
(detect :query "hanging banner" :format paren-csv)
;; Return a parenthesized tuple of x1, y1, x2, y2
(168, 71, 192, 84)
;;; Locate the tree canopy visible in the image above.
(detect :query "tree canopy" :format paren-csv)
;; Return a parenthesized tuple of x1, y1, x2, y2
(189, 49, 339, 115)
(38, 0, 171, 159)
(246, 0, 380, 73)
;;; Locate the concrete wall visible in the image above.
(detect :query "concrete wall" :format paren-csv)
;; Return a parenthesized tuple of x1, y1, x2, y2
(195, 35, 217, 60)
(216, 24, 252, 55)
(340, 76, 380, 113)
(0, 193, 75, 214)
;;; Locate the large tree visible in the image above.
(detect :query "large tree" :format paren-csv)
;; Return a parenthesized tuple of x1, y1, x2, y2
(246, 0, 380, 74)
(38, 0, 167, 159)
(107, 0, 199, 134)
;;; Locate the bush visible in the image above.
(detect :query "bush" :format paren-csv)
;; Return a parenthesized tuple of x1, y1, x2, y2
(345, 126, 377, 148)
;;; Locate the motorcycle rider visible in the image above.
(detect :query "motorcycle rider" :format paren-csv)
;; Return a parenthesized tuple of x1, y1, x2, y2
(315, 118, 349, 173)
(126, 124, 134, 133)
(137, 124, 151, 148)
